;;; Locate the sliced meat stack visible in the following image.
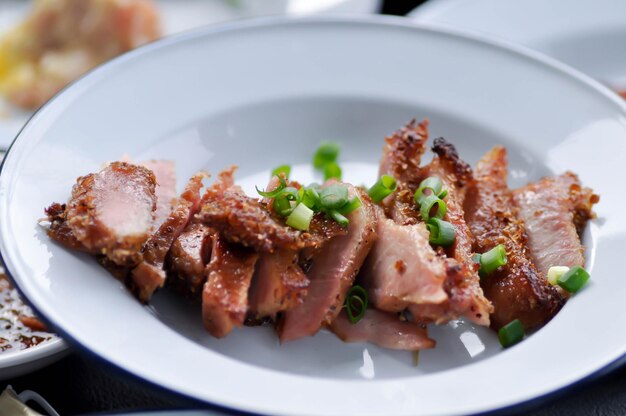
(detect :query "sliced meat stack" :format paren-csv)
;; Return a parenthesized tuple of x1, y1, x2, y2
(44, 118, 598, 354)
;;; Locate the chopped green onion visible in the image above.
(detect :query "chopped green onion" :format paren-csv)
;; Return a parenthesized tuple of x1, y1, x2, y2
(345, 285, 368, 324)
(557, 266, 590, 293)
(273, 187, 300, 216)
(323, 161, 342, 181)
(256, 176, 287, 198)
(472, 253, 482, 264)
(479, 244, 508, 276)
(301, 187, 321, 210)
(271, 164, 291, 180)
(426, 218, 456, 246)
(338, 196, 362, 215)
(319, 184, 349, 210)
(414, 176, 444, 205)
(420, 194, 447, 221)
(438, 189, 448, 200)
(498, 319, 524, 348)
(313, 142, 340, 169)
(368, 175, 397, 203)
(547, 266, 570, 285)
(329, 210, 350, 227)
(286, 203, 314, 231)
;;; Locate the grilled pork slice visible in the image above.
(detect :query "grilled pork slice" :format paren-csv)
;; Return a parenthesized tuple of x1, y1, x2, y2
(329, 309, 435, 351)
(411, 138, 492, 326)
(51, 162, 157, 266)
(131, 171, 206, 302)
(247, 250, 309, 320)
(279, 187, 377, 342)
(361, 212, 448, 312)
(197, 168, 302, 253)
(167, 222, 213, 297)
(379, 119, 430, 225)
(513, 172, 598, 279)
(141, 160, 177, 228)
(465, 146, 564, 330)
(203, 235, 259, 338)
(45, 202, 87, 251)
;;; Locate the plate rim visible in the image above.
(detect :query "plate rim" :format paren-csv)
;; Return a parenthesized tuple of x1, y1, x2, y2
(1, 14, 626, 415)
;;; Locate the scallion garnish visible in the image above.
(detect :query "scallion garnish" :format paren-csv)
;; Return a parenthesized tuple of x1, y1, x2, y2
(367, 175, 397, 203)
(426, 218, 456, 246)
(338, 196, 362, 215)
(556, 266, 590, 293)
(286, 203, 314, 231)
(498, 319, 524, 348)
(313, 142, 340, 169)
(547, 266, 570, 285)
(255, 175, 287, 198)
(323, 161, 342, 181)
(345, 285, 368, 324)
(301, 187, 321, 210)
(420, 194, 447, 221)
(479, 244, 508, 276)
(271, 164, 291, 180)
(273, 186, 300, 216)
(329, 210, 349, 227)
(319, 184, 349, 210)
(414, 176, 445, 205)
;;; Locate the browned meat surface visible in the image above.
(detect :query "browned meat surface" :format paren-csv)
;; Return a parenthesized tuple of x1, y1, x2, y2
(59, 162, 156, 266)
(202, 236, 259, 338)
(247, 250, 309, 320)
(361, 212, 448, 312)
(379, 119, 429, 188)
(131, 172, 206, 302)
(167, 223, 213, 297)
(197, 168, 302, 253)
(412, 138, 492, 326)
(329, 309, 435, 351)
(141, 160, 177, 228)
(465, 146, 565, 330)
(45, 202, 86, 251)
(379, 120, 429, 225)
(279, 187, 377, 342)
(513, 172, 598, 278)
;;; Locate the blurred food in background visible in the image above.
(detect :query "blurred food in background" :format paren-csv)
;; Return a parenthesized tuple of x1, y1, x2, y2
(0, 0, 162, 109)
(0, 269, 57, 353)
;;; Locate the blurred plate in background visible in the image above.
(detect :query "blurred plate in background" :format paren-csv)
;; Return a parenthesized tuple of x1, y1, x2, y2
(410, 0, 626, 90)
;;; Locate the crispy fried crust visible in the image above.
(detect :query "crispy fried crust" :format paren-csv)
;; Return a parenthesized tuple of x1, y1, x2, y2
(197, 171, 302, 253)
(416, 140, 493, 325)
(466, 146, 565, 330)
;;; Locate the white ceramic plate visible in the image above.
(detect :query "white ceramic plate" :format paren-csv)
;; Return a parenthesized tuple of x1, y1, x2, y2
(409, 0, 626, 89)
(0, 0, 380, 149)
(1, 16, 625, 416)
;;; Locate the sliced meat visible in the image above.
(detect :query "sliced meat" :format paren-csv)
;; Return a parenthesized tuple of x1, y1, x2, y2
(360, 211, 448, 312)
(279, 187, 377, 342)
(465, 146, 565, 330)
(141, 160, 177, 228)
(378, 119, 430, 225)
(202, 235, 259, 338)
(411, 138, 492, 326)
(329, 309, 435, 351)
(167, 222, 213, 298)
(63, 162, 157, 266)
(513, 172, 598, 278)
(45, 202, 86, 251)
(197, 168, 302, 253)
(131, 171, 206, 302)
(379, 119, 429, 187)
(247, 250, 309, 320)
